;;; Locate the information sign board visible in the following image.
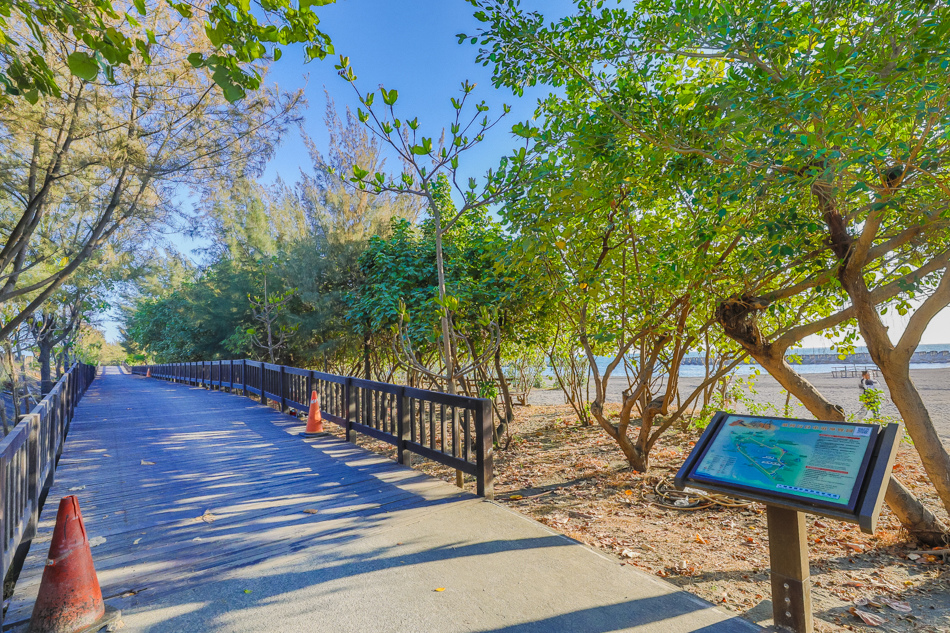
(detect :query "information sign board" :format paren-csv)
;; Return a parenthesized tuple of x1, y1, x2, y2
(676, 413, 901, 633)
(676, 412, 900, 531)
(690, 414, 877, 512)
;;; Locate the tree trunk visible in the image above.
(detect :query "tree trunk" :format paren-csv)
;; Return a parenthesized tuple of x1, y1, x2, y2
(749, 347, 846, 420)
(844, 277, 950, 517)
(363, 337, 371, 381)
(869, 350, 950, 519)
(720, 324, 948, 544)
(38, 341, 54, 395)
(434, 224, 455, 395)
(493, 346, 514, 444)
(885, 476, 948, 546)
(429, 202, 462, 488)
(263, 276, 276, 364)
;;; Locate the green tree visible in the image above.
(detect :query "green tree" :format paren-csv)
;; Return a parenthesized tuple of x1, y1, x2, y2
(336, 56, 538, 401)
(0, 4, 301, 342)
(1, 0, 334, 104)
(469, 0, 950, 540)
(504, 120, 746, 469)
(350, 209, 552, 433)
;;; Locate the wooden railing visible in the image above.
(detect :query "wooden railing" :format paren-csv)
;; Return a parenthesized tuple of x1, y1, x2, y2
(1, 362, 97, 618)
(130, 360, 494, 499)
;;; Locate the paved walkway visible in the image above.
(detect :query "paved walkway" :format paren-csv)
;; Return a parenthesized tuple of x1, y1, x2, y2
(6, 367, 758, 632)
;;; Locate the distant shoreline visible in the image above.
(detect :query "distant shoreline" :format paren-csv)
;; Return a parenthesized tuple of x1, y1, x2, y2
(681, 349, 950, 366)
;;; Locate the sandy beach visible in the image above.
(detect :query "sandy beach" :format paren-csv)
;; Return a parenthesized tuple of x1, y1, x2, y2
(528, 366, 950, 447)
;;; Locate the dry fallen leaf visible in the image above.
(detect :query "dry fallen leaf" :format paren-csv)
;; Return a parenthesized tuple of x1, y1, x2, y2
(198, 510, 216, 524)
(89, 536, 107, 548)
(140, 460, 155, 466)
(509, 495, 523, 500)
(68, 486, 86, 491)
(881, 597, 912, 613)
(434, 588, 445, 592)
(302, 509, 319, 515)
(849, 607, 886, 626)
(132, 538, 142, 545)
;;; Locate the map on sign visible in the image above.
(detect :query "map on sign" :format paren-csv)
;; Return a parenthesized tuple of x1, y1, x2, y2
(692, 414, 877, 510)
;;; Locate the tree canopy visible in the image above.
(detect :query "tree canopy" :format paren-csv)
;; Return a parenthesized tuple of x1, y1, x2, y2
(0, 0, 335, 104)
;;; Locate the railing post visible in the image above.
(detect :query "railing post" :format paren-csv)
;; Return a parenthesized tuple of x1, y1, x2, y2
(345, 376, 355, 443)
(278, 364, 287, 413)
(4, 413, 42, 610)
(25, 414, 40, 540)
(260, 363, 267, 405)
(229, 359, 235, 392)
(397, 387, 411, 467)
(241, 359, 247, 397)
(475, 398, 494, 500)
(0, 451, 7, 623)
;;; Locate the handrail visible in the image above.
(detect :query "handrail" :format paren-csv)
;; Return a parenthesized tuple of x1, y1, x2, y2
(1, 362, 97, 624)
(131, 360, 494, 499)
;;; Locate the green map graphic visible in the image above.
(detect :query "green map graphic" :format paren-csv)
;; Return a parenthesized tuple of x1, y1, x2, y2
(732, 433, 805, 484)
(693, 415, 874, 506)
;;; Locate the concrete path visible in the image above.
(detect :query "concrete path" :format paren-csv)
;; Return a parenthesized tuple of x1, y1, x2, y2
(6, 367, 759, 633)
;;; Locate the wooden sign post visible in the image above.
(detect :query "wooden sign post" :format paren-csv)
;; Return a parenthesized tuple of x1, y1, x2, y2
(676, 413, 901, 633)
(767, 507, 813, 633)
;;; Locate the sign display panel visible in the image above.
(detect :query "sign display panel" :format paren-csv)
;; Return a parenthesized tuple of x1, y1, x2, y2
(690, 414, 878, 512)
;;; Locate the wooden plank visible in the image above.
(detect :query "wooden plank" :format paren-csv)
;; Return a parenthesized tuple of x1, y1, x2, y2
(6, 367, 472, 625)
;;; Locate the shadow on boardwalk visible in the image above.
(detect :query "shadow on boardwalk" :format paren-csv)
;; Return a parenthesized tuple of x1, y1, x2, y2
(6, 367, 757, 633)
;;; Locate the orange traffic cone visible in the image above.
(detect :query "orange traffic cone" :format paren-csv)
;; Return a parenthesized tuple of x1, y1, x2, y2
(28, 496, 120, 633)
(145, 367, 151, 378)
(303, 391, 325, 437)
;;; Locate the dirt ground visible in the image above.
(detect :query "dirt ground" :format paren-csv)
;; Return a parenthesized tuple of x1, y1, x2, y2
(331, 402, 950, 633)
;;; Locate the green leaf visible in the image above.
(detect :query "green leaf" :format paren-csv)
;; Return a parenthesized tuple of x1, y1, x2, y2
(381, 88, 398, 106)
(67, 52, 99, 81)
(187, 52, 204, 68)
(171, 2, 193, 18)
(222, 83, 245, 103)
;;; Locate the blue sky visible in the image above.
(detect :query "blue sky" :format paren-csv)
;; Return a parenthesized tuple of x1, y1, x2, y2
(259, 0, 568, 189)
(108, 0, 950, 346)
(163, 0, 566, 261)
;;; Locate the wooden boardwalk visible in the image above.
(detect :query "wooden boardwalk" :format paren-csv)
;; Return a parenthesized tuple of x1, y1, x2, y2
(5, 367, 758, 632)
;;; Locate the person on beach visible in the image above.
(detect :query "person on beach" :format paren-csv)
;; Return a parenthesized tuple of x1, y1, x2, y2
(858, 370, 883, 418)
